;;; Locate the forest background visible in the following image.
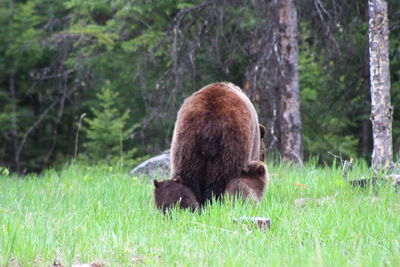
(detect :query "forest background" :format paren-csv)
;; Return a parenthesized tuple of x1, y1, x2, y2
(1, 0, 400, 173)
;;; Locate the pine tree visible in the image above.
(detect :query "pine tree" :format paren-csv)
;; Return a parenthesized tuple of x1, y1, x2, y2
(83, 84, 134, 164)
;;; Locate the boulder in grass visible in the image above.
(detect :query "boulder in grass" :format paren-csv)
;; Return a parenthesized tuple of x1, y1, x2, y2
(130, 150, 171, 178)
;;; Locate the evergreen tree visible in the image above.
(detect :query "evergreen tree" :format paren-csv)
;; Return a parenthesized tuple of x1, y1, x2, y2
(82, 84, 138, 165)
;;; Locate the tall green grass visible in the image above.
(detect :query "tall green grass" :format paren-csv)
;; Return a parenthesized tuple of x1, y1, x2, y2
(0, 161, 399, 266)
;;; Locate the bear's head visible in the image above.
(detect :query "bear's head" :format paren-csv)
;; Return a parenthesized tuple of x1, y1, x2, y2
(242, 160, 267, 177)
(153, 178, 199, 213)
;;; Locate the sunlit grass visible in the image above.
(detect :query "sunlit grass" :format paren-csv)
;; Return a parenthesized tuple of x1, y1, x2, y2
(0, 161, 399, 266)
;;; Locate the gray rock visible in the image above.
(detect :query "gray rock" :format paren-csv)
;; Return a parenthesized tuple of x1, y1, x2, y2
(130, 150, 171, 178)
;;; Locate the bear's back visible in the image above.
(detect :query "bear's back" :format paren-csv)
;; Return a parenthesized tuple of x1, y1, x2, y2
(170, 83, 261, 204)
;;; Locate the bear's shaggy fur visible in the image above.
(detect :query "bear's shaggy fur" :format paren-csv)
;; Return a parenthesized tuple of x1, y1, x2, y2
(225, 160, 269, 203)
(153, 178, 199, 213)
(165, 82, 263, 206)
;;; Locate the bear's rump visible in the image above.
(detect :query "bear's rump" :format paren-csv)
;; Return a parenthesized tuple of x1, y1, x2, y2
(171, 90, 254, 200)
(170, 83, 261, 202)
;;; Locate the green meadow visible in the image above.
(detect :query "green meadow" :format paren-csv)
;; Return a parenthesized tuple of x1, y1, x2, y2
(0, 161, 399, 266)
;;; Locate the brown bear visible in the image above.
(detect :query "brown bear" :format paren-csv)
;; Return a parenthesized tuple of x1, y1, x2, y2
(225, 160, 268, 203)
(153, 178, 199, 213)
(154, 82, 264, 210)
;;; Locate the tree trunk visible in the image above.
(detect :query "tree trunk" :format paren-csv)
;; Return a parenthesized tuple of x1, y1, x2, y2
(368, 0, 392, 170)
(276, 0, 303, 164)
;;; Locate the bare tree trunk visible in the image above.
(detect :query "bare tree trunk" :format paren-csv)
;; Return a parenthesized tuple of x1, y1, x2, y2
(368, 0, 392, 170)
(276, 0, 303, 164)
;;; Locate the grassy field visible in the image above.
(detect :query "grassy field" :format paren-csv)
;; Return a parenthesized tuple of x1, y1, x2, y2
(0, 161, 399, 266)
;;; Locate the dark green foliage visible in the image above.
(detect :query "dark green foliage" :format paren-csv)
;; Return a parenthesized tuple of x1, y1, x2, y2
(299, 42, 358, 160)
(81, 84, 142, 166)
(0, 0, 400, 172)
